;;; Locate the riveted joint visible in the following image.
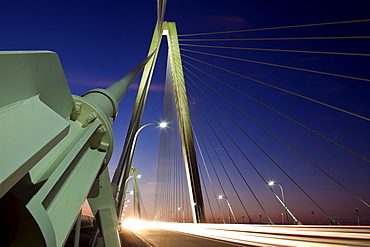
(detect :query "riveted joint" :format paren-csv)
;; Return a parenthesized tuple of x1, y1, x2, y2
(72, 95, 114, 163)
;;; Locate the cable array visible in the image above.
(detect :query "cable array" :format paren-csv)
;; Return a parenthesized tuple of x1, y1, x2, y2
(154, 55, 192, 223)
(156, 19, 370, 225)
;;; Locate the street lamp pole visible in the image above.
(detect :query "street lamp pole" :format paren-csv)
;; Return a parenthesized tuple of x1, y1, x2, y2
(128, 122, 167, 170)
(268, 181, 289, 224)
(268, 181, 302, 225)
(117, 168, 141, 220)
(115, 122, 167, 218)
(218, 195, 238, 224)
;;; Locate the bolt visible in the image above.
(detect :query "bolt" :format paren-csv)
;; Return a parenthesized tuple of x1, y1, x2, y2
(86, 112, 97, 123)
(97, 125, 106, 135)
(74, 102, 82, 113)
(98, 142, 109, 151)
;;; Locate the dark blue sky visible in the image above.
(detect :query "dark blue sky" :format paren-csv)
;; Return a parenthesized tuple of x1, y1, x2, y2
(1, 0, 369, 224)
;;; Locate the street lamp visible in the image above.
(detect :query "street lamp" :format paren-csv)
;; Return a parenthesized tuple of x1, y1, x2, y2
(116, 172, 141, 204)
(132, 122, 167, 153)
(268, 181, 289, 224)
(124, 122, 165, 189)
(115, 122, 167, 218)
(178, 207, 185, 223)
(116, 122, 166, 194)
(218, 195, 237, 224)
(268, 181, 302, 225)
(127, 122, 167, 182)
(281, 213, 284, 225)
(159, 122, 168, 128)
(116, 169, 142, 220)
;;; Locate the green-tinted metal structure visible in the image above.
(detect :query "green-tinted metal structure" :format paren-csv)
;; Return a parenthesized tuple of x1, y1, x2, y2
(0, 51, 148, 246)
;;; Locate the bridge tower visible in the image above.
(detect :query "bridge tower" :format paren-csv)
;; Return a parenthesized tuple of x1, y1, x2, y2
(112, 21, 206, 223)
(163, 22, 206, 223)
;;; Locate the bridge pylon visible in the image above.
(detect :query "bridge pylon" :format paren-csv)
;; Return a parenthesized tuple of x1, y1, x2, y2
(163, 22, 206, 223)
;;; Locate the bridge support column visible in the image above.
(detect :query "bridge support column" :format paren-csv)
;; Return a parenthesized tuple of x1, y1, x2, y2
(88, 168, 120, 247)
(163, 22, 206, 223)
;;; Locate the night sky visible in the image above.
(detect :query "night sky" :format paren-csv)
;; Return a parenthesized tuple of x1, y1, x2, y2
(1, 0, 369, 225)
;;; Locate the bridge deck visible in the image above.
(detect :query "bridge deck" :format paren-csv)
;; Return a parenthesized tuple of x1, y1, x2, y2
(122, 228, 249, 247)
(120, 221, 370, 247)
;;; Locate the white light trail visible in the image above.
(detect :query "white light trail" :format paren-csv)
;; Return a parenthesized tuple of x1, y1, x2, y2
(122, 219, 370, 246)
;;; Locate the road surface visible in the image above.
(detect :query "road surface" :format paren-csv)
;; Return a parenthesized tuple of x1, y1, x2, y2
(120, 228, 250, 246)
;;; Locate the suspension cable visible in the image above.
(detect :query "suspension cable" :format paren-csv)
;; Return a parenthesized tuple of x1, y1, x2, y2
(181, 48, 370, 82)
(179, 43, 370, 57)
(186, 73, 277, 223)
(181, 64, 340, 223)
(179, 52, 370, 122)
(178, 19, 370, 36)
(182, 59, 370, 208)
(193, 130, 217, 223)
(178, 36, 370, 41)
(180, 55, 370, 165)
(186, 81, 253, 223)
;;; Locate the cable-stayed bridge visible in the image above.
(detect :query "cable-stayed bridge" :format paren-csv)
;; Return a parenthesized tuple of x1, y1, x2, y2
(1, 0, 370, 246)
(119, 11, 370, 246)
